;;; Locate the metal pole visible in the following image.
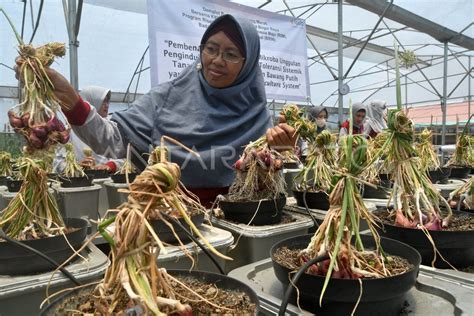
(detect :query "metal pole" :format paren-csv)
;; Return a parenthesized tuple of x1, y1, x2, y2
(337, 0, 344, 124)
(469, 56, 472, 118)
(68, 0, 79, 90)
(405, 74, 408, 108)
(441, 42, 448, 145)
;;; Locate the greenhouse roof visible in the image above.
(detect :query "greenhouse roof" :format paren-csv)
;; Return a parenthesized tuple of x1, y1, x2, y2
(0, 0, 472, 134)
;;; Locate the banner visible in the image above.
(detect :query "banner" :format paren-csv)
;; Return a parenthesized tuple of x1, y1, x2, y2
(147, 0, 310, 101)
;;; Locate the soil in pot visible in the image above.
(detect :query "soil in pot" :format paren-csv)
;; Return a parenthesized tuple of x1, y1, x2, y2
(0, 218, 88, 275)
(271, 234, 420, 316)
(218, 194, 286, 225)
(293, 190, 329, 210)
(449, 166, 471, 179)
(428, 167, 451, 184)
(110, 172, 138, 183)
(6, 178, 23, 192)
(84, 169, 110, 179)
(58, 175, 93, 188)
(374, 209, 474, 268)
(40, 270, 259, 315)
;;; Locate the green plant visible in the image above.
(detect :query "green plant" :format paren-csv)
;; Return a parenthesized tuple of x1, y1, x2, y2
(446, 117, 474, 167)
(0, 157, 63, 239)
(300, 102, 400, 305)
(0, 151, 13, 177)
(399, 50, 417, 68)
(228, 104, 315, 201)
(416, 128, 440, 172)
(294, 130, 336, 193)
(375, 42, 452, 232)
(62, 143, 85, 178)
(1, 8, 70, 152)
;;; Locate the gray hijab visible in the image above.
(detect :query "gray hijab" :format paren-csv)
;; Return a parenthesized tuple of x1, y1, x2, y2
(112, 14, 271, 188)
(308, 106, 327, 122)
(366, 100, 387, 133)
(352, 102, 366, 129)
(308, 105, 328, 133)
(80, 86, 110, 111)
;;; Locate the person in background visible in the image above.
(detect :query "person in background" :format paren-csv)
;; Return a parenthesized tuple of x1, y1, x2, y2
(309, 106, 328, 133)
(299, 106, 328, 157)
(364, 100, 387, 139)
(54, 86, 123, 173)
(339, 102, 366, 137)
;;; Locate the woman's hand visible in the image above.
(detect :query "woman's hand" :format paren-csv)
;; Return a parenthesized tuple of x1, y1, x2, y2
(79, 157, 95, 169)
(266, 115, 297, 151)
(15, 58, 80, 111)
(94, 164, 112, 171)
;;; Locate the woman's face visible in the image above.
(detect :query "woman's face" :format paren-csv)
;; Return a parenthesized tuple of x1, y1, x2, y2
(355, 110, 366, 126)
(98, 92, 111, 118)
(202, 31, 244, 88)
(317, 111, 328, 120)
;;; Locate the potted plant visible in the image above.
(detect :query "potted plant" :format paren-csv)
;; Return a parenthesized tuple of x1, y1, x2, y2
(448, 177, 473, 212)
(127, 140, 208, 243)
(271, 103, 420, 315)
(0, 158, 87, 275)
(417, 128, 451, 183)
(0, 151, 13, 186)
(360, 139, 392, 199)
(221, 105, 314, 225)
(82, 147, 111, 179)
(445, 118, 473, 179)
(372, 45, 474, 268)
(0, 8, 87, 275)
(111, 158, 138, 184)
(282, 150, 300, 169)
(41, 156, 259, 315)
(58, 143, 92, 187)
(293, 130, 336, 210)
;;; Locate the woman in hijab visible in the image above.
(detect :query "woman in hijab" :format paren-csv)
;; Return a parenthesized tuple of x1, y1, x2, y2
(21, 15, 296, 205)
(299, 105, 328, 156)
(339, 102, 366, 137)
(54, 86, 123, 173)
(309, 106, 328, 133)
(364, 100, 387, 138)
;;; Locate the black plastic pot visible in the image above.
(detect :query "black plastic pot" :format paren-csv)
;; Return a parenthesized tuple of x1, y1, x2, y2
(6, 178, 23, 192)
(47, 173, 58, 180)
(149, 212, 205, 244)
(0, 218, 88, 275)
(39, 269, 260, 315)
(363, 174, 392, 199)
(219, 194, 286, 225)
(110, 172, 138, 184)
(293, 190, 330, 210)
(376, 210, 474, 268)
(283, 161, 300, 169)
(0, 175, 7, 186)
(428, 167, 452, 184)
(271, 234, 420, 316)
(59, 175, 93, 188)
(84, 169, 110, 179)
(449, 166, 471, 179)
